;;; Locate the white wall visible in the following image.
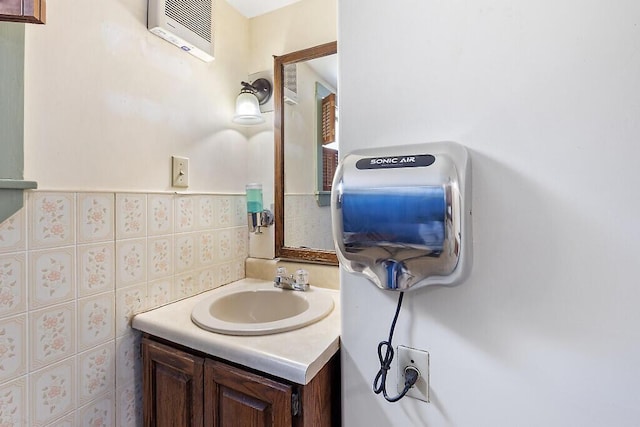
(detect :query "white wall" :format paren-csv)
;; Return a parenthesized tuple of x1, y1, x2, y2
(23, 0, 250, 193)
(339, 1, 640, 426)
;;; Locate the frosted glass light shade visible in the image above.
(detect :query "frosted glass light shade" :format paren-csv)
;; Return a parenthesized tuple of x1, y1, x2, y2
(233, 92, 265, 125)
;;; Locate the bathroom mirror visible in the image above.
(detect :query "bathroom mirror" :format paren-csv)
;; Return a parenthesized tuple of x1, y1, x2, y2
(274, 41, 338, 265)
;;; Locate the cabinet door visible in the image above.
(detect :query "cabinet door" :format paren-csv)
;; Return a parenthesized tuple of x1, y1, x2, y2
(142, 338, 205, 427)
(205, 359, 294, 427)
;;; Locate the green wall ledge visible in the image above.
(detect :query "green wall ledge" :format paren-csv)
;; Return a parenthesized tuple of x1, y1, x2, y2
(0, 179, 37, 223)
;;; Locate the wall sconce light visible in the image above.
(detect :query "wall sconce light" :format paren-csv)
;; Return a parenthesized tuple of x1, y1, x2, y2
(232, 78, 272, 125)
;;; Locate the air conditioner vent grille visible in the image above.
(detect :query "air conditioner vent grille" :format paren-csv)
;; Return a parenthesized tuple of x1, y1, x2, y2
(165, 0, 212, 43)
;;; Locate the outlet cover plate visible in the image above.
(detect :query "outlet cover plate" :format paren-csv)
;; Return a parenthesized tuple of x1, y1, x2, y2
(397, 345, 429, 402)
(172, 156, 189, 188)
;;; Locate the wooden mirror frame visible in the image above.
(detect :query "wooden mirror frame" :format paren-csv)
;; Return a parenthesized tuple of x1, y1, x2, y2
(274, 41, 338, 265)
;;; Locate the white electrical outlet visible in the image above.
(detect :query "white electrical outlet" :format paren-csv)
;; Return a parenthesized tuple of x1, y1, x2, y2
(397, 345, 429, 402)
(172, 156, 189, 188)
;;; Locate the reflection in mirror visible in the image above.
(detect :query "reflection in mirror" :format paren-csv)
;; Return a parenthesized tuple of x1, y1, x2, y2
(284, 59, 337, 249)
(275, 42, 338, 264)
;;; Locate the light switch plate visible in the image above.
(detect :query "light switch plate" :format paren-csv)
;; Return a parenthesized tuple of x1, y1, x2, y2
(397, 345, 429, 402)
(172, 156, 189, 188)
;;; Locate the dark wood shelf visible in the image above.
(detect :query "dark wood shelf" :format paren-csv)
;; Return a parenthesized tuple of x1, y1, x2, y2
(0, 0, 46, 24)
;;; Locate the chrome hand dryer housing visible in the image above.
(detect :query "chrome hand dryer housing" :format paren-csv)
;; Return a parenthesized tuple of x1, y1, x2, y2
(331, 142, 472, 291)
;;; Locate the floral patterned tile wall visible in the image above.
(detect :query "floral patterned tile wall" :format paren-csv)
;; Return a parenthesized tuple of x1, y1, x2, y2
(0, 191, 248, 427)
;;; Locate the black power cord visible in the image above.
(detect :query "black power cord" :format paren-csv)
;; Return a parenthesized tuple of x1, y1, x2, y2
(372, 292, 420, 402)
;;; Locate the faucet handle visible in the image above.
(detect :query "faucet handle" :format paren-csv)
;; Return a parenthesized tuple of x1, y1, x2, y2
(295, 269, 308, 284)
(274, 267, 288, 288)
(294, 269, 309, 291)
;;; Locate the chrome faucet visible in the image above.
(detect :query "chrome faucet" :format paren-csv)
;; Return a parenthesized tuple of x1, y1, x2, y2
(274, 267, 309, 291)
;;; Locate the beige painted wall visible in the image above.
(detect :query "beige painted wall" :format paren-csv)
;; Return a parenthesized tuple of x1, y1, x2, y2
(23, 0, 250, 193)
(20, 0, 336, 258)
(248, 0, 337, 73)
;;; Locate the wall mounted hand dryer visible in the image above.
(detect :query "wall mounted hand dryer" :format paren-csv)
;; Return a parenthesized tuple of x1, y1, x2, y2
(331, 142, 472, 291)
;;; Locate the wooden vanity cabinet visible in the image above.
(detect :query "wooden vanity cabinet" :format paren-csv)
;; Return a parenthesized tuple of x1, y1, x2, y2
(142, 335, 340, 427)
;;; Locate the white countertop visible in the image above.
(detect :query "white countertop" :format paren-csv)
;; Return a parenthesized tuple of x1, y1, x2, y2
(132, 278, 341, 385)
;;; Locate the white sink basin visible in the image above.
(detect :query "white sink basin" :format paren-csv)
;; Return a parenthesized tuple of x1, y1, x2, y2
(191, 283, 335, 336)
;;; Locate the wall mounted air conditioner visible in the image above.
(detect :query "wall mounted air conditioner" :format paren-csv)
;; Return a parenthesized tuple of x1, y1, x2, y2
(147, 0, 214, 62)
